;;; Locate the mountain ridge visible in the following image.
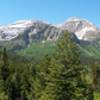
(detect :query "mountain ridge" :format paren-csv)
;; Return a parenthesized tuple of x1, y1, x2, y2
(0, 17, 99, 42)
(0, 17, 100, 59)
(0, 17, 100, 49)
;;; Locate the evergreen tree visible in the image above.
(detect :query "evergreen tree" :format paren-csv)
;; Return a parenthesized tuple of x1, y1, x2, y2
(7, 62, 35, 100)
(39, 31, 86, 100)
(96, 64, 100, 90)
(1, 48, 9, 81)
(0, 48, 9, 99)
(34, 55, 52, 99)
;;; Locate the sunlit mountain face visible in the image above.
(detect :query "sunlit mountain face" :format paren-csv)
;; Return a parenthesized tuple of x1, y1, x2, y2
(0, 17, 99, 42)
(0, 17, 100, 60)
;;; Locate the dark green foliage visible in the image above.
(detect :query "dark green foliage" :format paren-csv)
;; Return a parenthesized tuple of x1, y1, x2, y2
(6, 63, 35, 100)
(0, 48, 9, 81)
(0, 31, 99, 100)
(0, 49, 36, 100)
(91, 63, 100, 91)
(36, 32, 87, 100)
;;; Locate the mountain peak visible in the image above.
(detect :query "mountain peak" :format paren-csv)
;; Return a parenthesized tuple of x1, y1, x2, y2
(61, 17, 98, 41)
(65, 17, 95, 27)
(67, 17, 84, 22)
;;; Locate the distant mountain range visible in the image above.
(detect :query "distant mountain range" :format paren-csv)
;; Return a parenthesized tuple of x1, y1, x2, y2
(0, 17, 100, 59)
(0, 17, 100, 42)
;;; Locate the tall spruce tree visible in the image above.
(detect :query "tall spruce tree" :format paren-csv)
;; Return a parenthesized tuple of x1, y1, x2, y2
(39, 31, 86, 100)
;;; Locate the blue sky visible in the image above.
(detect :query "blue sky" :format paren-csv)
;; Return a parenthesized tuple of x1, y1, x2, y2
(0, 0, 100, 26)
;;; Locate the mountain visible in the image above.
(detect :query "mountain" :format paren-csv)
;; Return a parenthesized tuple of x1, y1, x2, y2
(0, 17, 99, 42)
(0, 17, 100, 60)
(60, 17, 100, 41)
(0, 20, 63, 42)
(0, 20, 63, 50)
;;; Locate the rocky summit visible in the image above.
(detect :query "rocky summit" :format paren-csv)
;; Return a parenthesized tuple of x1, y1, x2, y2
(60, 17, 100, 41)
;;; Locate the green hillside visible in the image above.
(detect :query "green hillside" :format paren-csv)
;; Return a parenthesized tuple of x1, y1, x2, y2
(18, 42, 56, 62)
(18, 42, 100, 62)
(79, 45, 100, 60)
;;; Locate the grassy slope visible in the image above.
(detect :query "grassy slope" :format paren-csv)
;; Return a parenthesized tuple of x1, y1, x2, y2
(79, 45, 100, 60)
(18, 42, 56, 61)
(18, 42, 100, 60)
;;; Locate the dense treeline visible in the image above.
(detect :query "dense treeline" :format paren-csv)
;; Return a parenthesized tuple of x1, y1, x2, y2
(0, 31, 99, 100)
